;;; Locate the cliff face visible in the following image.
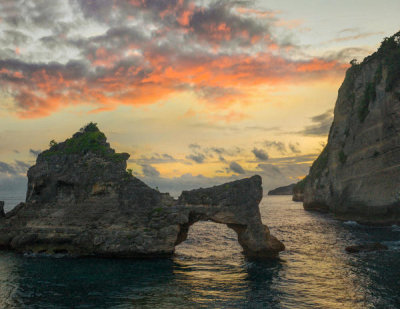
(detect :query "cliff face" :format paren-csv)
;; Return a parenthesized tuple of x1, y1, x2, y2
(0, 124, 284, 258)
(303, 32, 400, 223)
(292, 180, 305, 202)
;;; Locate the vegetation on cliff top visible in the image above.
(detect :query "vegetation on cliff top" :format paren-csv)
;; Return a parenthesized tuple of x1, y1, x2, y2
(309, 146, 329, 179)
(376, 31, 400, 91)
(295, 146, 329, 191)
(345, 31, 400, 122)
(42, 122, 127, 162)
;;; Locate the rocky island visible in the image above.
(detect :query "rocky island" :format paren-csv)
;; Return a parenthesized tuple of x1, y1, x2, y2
(301, 31, 400, 224)
(0, 123, 284, 258)
(267, 184, 295, 196)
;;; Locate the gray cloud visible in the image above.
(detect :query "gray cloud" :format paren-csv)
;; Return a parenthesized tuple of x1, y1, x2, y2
(0, 161, 17, 175)
(134, 153, 178, 164)
(329, 30, 383, 43)
(1, 30, 31, 45)
(245, 126, 280, 132)
(324, 47, 373, 63)
(264, 140, 287, 154)
(185, 144, 242, 164)
(229, 161, 245, 174)
(29, 149, 41, 157)
(257, 163, 284, 178)
(141, 164, 160, 177)
(288, 143, 301, 154)
(252, 148, 269, 161)
(188, 0, 271, 47)
(14, 160, 30, 172)
(186, 153, 206, 164)
(299, 109, 333, 136)
(189, 143, 201, 149)
(0, 160, 31, 176)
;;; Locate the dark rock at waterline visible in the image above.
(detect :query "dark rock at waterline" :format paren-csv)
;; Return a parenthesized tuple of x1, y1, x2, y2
(0, 123, 284, 259)
(345, 242, 388, 253)
(267, 184, 295, 196)
(292, 192, 304, 202)
(0, 201, 5, 218)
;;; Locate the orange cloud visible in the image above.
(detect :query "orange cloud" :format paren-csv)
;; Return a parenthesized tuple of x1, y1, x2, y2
(0, 0, 349, 119)
(0, 49, 347, 119)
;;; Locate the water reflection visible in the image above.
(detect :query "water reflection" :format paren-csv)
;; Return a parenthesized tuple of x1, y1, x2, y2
(265, 196, 400, 309)
(3, 255, 177, 308)
(0, 197, 399, 308)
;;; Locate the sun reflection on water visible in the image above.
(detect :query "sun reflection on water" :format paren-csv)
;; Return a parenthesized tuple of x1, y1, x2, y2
(0, 197, 398, 308)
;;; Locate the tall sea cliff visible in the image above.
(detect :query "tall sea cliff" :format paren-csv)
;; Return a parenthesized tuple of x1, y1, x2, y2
(303, 31, 400, 224)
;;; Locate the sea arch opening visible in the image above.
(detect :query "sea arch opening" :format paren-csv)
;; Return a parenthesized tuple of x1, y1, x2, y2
(173, 210, 260, 259)
(174, 219, 243, 259)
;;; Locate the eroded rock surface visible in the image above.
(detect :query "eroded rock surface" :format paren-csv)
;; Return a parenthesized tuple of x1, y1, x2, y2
(0, 124, 284, 258)
(302, 31, 400, 224)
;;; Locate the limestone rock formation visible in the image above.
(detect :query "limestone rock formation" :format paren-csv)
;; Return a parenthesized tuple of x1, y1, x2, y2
(0, 123, 284, 258)
(267, 184, 295, 196)
(302, 31, 400, 224)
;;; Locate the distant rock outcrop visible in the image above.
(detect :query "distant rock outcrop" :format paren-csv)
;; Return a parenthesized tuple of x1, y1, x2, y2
(267, 184, 295, 196)
(302, 31, 400, 224)
(345, 242, 388, 254)
(0, 123, 284, 258)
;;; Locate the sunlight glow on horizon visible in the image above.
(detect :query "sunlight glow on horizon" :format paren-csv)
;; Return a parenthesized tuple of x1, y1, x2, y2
(0, 0, 399, 192)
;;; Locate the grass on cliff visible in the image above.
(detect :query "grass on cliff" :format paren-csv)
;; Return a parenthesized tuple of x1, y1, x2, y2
(64, 130, 107, 154)
(309, 146, 329, 179)
(43, 123, 127, 162)
(378, 31, 400, 92)
(346, 31, 400, 122)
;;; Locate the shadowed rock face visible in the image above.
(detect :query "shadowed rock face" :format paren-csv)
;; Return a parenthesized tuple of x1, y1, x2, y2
(302, 31, 400, 224)
(0, 124, 284, 258)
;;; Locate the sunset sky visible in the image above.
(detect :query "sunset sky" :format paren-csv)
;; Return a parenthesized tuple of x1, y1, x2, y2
(0, 0, 399, 198)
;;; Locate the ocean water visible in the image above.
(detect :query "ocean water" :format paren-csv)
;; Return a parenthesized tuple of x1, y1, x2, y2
(0, 196, 399, 308)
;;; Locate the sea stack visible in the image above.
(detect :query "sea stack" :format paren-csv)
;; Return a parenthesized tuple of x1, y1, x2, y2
(0, 123, 284, 258)
(302, 31, 400, 224)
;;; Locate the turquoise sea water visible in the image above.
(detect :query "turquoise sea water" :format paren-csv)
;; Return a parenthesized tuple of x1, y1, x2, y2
(0, 196, 399, 308)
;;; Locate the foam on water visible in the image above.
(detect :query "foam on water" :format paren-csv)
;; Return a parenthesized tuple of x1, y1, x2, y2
(343, 220, 360, 226)
(383, 240, 400, 250)
(392, 225, 400, 232)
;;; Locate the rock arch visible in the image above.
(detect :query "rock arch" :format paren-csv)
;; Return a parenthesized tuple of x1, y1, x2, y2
(174, 176, 285, 258)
